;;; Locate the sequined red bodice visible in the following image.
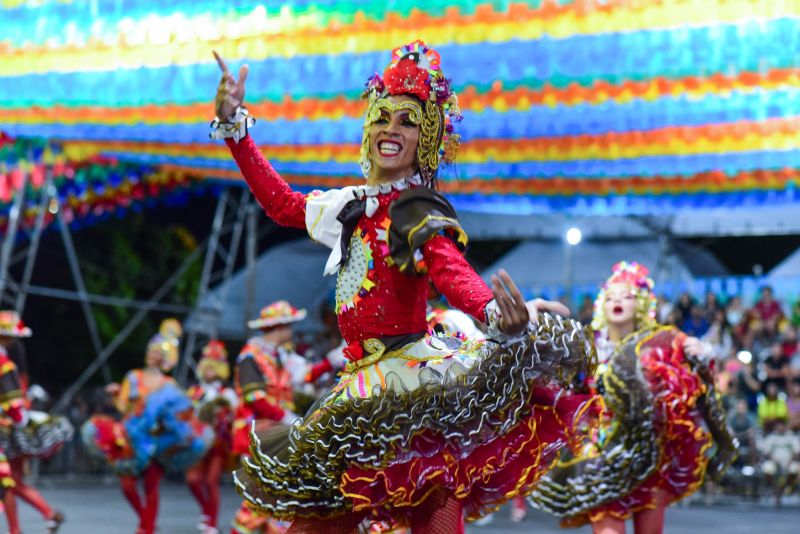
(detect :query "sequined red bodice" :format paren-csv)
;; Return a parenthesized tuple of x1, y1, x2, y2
(332, 189, 428, 343)
(227, 136, 493, 345)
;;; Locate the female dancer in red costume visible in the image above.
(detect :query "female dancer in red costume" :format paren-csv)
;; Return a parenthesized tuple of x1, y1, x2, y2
(186, 340, 237, 534)
(211, 41, 599, 533)
(529, 262, 736, 534)
(0, 311, 71, 534)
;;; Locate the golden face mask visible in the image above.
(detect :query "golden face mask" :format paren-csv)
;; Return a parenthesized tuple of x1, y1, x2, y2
(368, 98, 423, 125)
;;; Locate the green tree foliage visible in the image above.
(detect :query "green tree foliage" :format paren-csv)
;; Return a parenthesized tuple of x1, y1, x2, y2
(75, 214, 201, 379)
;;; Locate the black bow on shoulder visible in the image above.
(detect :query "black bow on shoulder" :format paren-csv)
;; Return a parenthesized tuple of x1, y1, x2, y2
(335, 197, 366, 268)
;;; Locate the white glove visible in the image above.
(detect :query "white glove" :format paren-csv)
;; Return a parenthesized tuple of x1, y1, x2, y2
(326, 341, 349, 370)
(27, 384, 49, 402)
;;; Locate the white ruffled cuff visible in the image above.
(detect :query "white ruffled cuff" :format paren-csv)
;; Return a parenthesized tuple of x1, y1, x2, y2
(687, 341, 715, 368)
(209, 106, 255, 143)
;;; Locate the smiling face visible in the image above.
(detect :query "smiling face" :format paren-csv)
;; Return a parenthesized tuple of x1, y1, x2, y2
(603, 282, 637, 328)
(366, 94, 421, 184)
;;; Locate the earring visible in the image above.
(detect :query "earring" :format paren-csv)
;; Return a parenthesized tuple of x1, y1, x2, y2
(360, 158, 371, 179)
(419, 164, 435, 187)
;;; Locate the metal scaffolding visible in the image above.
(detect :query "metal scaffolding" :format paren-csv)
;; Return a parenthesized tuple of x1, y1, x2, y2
(0, 163, 257, 412)
(175, 188, 254, 385)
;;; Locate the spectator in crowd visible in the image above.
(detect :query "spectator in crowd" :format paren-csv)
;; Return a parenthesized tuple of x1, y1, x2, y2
(758, 418, 800, 507)
(577, 294, 593, 325)
(758, 383, 789, 433)
(762, 341, 790, 392)
(704, 291, 722, 321)
(675, 292, 694, 323)
(737, 359, 762, 413)
(787, 382, 800, 432)
(791, 298, 800, 328)
(781, 326, 798, 360)
(726, 296, 745, 331)
(681, 304, 710, 338)
(729, 398, 758, 466)
(703, 309, 733, 361)
(754, 285, 784, 340)
(734, 307, 758, 352)
(657, 294, 674, 324)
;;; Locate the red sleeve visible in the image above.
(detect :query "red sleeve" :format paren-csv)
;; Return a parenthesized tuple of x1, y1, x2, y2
(305, 359, 333, 383)
(249, 397, 286, 422)
(423, 235, 494, 323)
(225, 136, 307, 228)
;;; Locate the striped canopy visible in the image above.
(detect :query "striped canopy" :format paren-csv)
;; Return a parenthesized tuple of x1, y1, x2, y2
(1, 0, 798, 214)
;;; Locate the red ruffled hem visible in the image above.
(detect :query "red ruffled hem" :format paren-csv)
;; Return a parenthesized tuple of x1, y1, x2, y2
(340, 386, 600, 522)
(566, 416, 709, 527)
(85, 415, 135, 463)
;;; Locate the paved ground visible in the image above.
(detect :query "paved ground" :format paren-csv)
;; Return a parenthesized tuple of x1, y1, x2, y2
(12, 478, 800, 533)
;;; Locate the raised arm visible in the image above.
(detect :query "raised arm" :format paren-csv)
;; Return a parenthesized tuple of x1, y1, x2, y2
(212, 51, 306, 229)
(225, 136, 307, 228)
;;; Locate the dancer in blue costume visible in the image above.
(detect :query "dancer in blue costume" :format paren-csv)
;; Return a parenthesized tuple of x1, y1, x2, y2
(83, 319, 212, 534)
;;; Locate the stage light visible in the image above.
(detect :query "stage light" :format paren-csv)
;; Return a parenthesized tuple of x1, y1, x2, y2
(737, 350, 752, 364)
(566, 227, 582, 245)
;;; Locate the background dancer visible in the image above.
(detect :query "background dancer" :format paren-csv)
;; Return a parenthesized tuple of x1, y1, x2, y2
(530, 262, 737, 534)
(0, 311, 72, 534)
(230, 302, 304, 534)
(83, 319, 212, 534)
(186, 340, 237, 534)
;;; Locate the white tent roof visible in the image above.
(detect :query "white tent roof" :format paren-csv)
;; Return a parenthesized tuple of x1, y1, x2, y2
(459, 203, 800, 241)
(768, 246, 800, 280)
(188, 239, 334, 340)
(481, 240, 691, 296)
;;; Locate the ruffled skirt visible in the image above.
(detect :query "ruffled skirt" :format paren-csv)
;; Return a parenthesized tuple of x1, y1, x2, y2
(529, 326, 735, 527)
(0, 410, 74, 460)
(82, 384, 214, 475)
(234, 314, 599, 523)
(81, 415, 148, 476)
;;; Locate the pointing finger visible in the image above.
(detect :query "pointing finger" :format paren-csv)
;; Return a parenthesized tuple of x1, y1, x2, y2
(213, 50, 229, 74)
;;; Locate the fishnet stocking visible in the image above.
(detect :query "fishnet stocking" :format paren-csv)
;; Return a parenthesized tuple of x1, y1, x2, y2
(409, 489, 464, 534)
(286, 511, 367, 534)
